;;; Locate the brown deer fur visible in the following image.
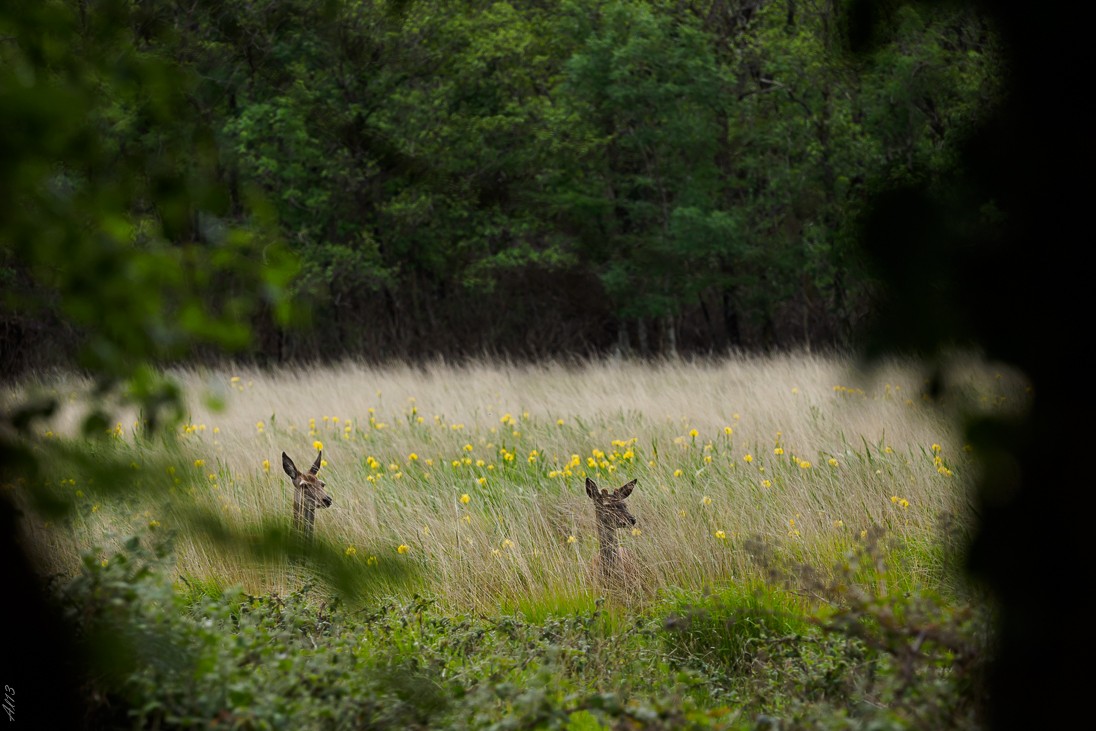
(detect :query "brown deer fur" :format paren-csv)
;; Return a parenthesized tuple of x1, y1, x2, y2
(282, 450, 332, 541)
(585, 477, 638, 587)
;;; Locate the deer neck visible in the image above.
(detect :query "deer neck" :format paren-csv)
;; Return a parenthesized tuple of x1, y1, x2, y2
(293, 491, 316, 539)
(597, 519, 621, 570)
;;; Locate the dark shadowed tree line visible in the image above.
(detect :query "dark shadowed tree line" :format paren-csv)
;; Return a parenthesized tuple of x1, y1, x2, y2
(1, 0, 999, 373)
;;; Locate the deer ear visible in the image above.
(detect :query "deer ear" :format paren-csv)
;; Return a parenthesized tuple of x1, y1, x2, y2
(282, 452, 298, 479)
(585, 477, 599, 500)
(310, 450, 323, 475)
(616, 479, 637, 498)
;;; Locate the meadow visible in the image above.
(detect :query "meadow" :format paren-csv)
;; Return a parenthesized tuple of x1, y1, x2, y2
(5, 352, 1023, 729)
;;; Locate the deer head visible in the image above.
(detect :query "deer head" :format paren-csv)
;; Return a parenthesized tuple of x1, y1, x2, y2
(585, 477, 638, 581)
(282, 450, 332, 539)
(586, 477, 637, 530)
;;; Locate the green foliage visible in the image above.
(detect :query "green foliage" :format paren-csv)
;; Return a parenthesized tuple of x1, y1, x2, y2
(659, 583, 812, 678)
(1, 0, 296, 431)
(555, 1, 725, 320)
(3, 0, 1002, 365)
(53, 526, 988, 730)
(731, 529, 990, 729)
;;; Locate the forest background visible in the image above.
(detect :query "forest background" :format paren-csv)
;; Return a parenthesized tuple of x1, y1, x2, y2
(1, 0, 1001, 370)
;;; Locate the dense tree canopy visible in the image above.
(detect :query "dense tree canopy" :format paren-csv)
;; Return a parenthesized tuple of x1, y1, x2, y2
(1, 0, 1000, 370)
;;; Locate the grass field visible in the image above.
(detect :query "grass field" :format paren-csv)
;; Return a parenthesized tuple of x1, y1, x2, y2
(10, 351, 1025, 611)
(3, 352, 1023, 729)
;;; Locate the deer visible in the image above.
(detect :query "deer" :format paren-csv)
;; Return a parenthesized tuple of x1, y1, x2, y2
(282, 450, 332, 542)
(585, 476, 638, 586)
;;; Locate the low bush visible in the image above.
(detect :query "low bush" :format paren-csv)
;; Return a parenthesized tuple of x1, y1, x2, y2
(55, 526, 989, 730)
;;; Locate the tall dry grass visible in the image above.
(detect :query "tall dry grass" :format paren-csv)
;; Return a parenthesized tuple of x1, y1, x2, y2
(6, 352, 1027, 611)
